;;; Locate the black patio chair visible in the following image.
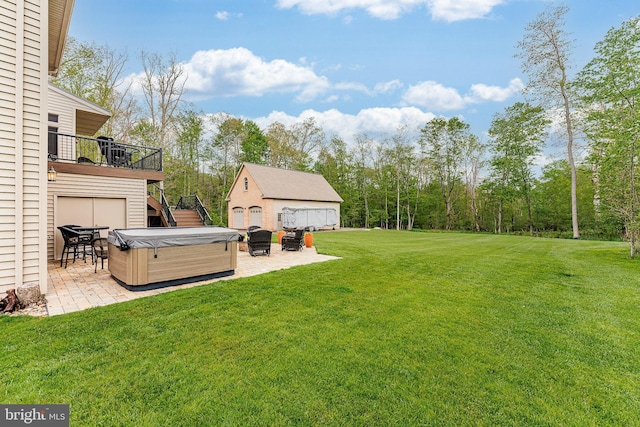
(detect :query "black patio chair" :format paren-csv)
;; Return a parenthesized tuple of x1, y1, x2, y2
(247, 229, 272, 256)
(91, 237, 109, 273)
(57, 226, 92, 268)
(281, 229, 305, 251)
(97, 136, 135, 167)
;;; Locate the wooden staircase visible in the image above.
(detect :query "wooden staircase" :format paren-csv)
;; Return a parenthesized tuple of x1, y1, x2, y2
(172, 209, 205, 227)
(146, 192, 211, 227)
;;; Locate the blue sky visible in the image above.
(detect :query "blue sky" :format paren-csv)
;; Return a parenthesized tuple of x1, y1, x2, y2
(68, 0, 638, 151)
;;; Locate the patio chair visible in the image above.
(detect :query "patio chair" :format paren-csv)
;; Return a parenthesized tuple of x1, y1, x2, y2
(91, 237, 109, 273)
(97, 136, 134, 167)
(57, 226, 92, 268)
(281, 229, 305, 251)
(247, 229, 272, 256)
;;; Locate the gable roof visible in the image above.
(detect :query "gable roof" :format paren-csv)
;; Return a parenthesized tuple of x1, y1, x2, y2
(229, 163, 343, 203)
(49, 83, 111, 135)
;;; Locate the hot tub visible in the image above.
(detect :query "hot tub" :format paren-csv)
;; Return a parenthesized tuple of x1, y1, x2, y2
(107, 227, 239, 290)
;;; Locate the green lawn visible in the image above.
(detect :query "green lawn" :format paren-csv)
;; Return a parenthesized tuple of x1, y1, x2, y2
(2, 231, 639, 426)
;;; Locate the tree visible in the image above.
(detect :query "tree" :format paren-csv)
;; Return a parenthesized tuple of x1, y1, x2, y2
(488, 102, 549, 236)
(574, 16, 640, 256)
(240, 120, 268, 164)
(52, 37, 136, 140)
(516, 4, 581, 238)
(462, 134, 484, 232)
(174, 109, 205, 196)
(138, 51, 186, 149)
(420, 117, 471, 230)
(209, 115, 244, 220)
(289, 117, 326, 171)
(265, 122, 296, 169)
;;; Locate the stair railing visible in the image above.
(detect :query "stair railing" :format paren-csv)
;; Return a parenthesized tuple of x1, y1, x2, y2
(162, 192, 177, 227)
(176, 195, 214, 226)
(149, 184, 176, 227)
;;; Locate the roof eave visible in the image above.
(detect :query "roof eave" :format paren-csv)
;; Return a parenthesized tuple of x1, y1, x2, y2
(49, 0, 76, 76)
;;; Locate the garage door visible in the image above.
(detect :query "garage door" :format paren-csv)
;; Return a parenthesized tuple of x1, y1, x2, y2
(249, 207, 262, 228)
(233, 208, 244, 229)
(55, 197, 126, 260)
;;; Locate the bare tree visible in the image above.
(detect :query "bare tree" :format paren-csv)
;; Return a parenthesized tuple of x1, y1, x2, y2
(139, 51, 186, 149)
(516, 4, 580, 238)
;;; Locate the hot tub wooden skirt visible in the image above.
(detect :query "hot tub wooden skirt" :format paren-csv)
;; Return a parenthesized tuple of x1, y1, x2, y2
(108, 241, 237, 289)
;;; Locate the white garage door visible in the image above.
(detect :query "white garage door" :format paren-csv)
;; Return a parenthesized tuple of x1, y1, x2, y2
(249, 207, 262, 228)
(55, 197, 126, 260)
(233, 208, 244, 229)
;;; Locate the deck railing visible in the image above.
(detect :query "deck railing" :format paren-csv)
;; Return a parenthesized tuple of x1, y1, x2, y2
(48, 132, 162, 172)
(176, 195, 215, 226)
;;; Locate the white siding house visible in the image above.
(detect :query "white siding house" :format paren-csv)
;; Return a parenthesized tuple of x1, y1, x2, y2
(0, 0, 69, 293)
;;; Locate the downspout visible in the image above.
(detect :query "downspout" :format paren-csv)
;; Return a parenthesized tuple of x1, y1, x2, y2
(15, 0, 25, 288)
(39, 0, 50, 293)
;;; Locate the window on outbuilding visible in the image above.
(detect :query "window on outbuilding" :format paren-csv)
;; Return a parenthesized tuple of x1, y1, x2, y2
(243, 177, 248, 191)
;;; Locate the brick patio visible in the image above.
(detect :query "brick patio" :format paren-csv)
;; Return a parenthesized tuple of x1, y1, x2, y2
(46, 244, 339, 316)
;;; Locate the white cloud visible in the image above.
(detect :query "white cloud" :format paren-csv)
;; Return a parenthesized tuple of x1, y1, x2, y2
(253, 107, 436, 143)
(181, 47, 331, 101)
(215, 11, 230, 20)
(374, 79, 403, 94)
(465, 78, 524, 103)
(275, 0, 421, 20)
(215, 10, 243, 20)
(402, 78, 523, 111)
(427, 0, 506, 22)
(402, 81, 466, 111)
(275, 0, 505, 21)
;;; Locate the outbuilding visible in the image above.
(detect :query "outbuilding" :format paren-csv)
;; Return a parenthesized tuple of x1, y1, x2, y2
(226, 163, 343, 231)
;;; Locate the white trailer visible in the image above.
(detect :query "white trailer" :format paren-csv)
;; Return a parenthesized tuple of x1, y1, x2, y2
(281, 207, 338, 231)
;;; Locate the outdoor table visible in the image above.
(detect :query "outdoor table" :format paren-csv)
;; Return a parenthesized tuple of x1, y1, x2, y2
(75, 226, 110, 232)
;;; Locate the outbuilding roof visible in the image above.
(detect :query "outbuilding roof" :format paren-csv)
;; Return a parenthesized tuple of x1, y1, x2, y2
(229, 163, 343, 203)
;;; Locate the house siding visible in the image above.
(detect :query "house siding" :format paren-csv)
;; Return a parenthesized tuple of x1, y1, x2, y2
(48, 85, 75, 134)
(0, 0, 46, 293)
(47, 173, 147, 260)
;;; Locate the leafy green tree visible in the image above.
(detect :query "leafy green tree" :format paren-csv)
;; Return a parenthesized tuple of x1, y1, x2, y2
(240, 120, 268, 164)
(174, 109, 204, 196)
(574, 16, 640, 256)
(516, 4, 581, 238)
(419, 117, 471, 230)
(266, 122, 296, 169)
(533, 160, 597, 236)
(52, 37, 136, 139)
(488, 102, 549, 236)
(315, 137, 353, 227)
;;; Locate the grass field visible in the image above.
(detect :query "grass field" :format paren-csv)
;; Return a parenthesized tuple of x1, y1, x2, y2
(1, 230, 639, 426)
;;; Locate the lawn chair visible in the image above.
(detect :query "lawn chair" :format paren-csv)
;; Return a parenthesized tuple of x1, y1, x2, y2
(247, 229, 272, 256)
(281, 229, 305, 251)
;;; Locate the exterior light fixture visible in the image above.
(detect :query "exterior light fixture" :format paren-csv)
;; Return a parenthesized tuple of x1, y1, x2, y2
(47, 166, 57, 182)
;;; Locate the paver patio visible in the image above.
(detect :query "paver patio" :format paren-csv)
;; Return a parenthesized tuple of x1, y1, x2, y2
(46, 244, 339, 316)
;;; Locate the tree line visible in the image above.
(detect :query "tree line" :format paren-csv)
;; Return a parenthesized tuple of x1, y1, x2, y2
(52, 7, 640, 256)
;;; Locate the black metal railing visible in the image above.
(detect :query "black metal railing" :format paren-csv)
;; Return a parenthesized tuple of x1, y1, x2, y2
(148, 184, 177, 227)
(48, 132, 162, 172)
(176, 195, 214, 226)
